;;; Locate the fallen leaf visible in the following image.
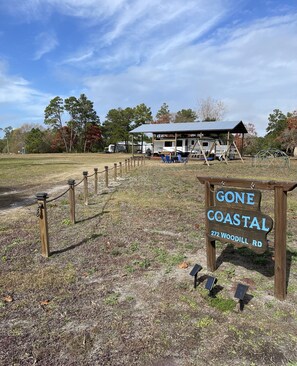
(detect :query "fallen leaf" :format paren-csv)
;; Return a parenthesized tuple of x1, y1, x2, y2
(40, 300, 50, 306)
(178, 262, 189, 269)
(3, 295, 13, 302)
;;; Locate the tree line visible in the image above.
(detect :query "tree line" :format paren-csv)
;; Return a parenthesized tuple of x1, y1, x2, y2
(234, 109, 297, 156)
(0, 95, 296, 155)
(0, 96, 200, 154)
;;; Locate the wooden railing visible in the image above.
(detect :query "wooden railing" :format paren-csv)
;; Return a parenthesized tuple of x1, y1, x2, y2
(36, 156, 145, 258)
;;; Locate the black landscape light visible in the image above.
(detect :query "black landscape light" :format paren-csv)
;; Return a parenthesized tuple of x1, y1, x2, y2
(234, 283, 249, 301)
(205, 276, 217, 296)
(189, 264, 202, 288)
(234, 283, 249, 311)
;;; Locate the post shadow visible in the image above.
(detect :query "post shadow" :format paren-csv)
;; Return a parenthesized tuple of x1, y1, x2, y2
(215, 244, 293, 293)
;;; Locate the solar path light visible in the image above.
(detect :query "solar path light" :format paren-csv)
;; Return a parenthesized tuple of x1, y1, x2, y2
(205, 276, 217, 296)
(234, 283, 249, 311)
(189, 264, 202, 289)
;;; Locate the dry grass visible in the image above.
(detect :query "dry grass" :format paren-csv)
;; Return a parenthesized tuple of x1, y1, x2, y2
(1, 155, 297, 365)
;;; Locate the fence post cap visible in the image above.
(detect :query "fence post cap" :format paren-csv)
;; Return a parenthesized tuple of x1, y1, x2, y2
(94, 168, 98, 171)
(68, 179, 75, 185)
(36, 192, 48, 200)
(83, 171, 88, 176)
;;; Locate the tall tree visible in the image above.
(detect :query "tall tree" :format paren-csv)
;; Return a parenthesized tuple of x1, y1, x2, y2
(287, 110, 297, 130)
(8, 123, 45, 153)
(65, 94, 100, 152)
(155, 102, 171, 123)
(174, 109, 197, 122)
(0, 126, 13, 153)
(44, 96, 68, 152)
(133, 103, 153, 127)
(197, 97, 226, 121)
(64, 96, 80, 152)
(103, 107, 134, 151)
(278, 110, 297, 154)
(25, 128, 51, 153)
(266, 109, 287, 137)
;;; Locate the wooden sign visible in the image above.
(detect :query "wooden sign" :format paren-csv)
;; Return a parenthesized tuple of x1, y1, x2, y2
(198, 176, 297, 300)
(206, 187, 273, 253)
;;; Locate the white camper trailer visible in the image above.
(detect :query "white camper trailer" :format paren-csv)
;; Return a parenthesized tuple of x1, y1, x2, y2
(105, 141, 153, 154)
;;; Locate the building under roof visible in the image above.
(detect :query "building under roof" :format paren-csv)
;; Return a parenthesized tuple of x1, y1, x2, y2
(130, 121, 247, 135)
(130, 121, 247, 164)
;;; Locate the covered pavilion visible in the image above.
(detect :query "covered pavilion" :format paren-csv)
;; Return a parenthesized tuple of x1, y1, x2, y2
(130, 121, 247, 165)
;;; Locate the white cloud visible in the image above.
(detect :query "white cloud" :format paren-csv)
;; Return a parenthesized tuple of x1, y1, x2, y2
(0, 64, 53, 127)
(0, 0, 296, 137)
(83, 12, 297, 136)
(0, 0, 126, 21)
(61, 50, 94, 65)
(33, 32, 59, 60)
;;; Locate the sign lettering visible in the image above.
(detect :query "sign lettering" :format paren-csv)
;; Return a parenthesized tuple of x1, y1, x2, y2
(206, 187, 273, 253)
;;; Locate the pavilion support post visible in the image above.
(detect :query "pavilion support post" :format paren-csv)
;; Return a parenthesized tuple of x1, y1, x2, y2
(274, 186, 287, 300)
(241, 133, 245, 157)
(174, 133, 177, 155)
(141, 134, 144, 155)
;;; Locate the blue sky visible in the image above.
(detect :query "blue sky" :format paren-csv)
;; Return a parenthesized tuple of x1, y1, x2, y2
(0, 0, 296, 138)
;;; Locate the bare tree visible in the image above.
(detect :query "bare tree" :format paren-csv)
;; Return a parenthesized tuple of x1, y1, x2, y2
(197, 97, 226, 121)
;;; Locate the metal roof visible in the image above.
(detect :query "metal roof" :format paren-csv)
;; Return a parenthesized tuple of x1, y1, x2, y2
(130, 121, 247, 134)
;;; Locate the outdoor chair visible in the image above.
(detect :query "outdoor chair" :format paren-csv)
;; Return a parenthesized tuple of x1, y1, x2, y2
(165, 155, 172, 163)
(160, 154, 166, 163)
(177, 154, 188, 163)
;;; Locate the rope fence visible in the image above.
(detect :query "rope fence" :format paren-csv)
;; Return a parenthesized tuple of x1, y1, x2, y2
(35, 156, 146, 257)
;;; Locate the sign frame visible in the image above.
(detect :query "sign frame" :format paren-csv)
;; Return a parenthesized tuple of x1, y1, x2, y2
(197, 176, 297, 301)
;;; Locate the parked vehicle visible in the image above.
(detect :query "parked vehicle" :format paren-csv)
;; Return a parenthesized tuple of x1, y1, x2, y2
(104, 142, 153, 154)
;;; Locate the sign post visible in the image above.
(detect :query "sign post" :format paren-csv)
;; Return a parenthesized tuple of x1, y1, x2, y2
(198, 176, 297, 300)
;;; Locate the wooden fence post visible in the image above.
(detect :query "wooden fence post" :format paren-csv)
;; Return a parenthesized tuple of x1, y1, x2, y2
(137, 157, 140, 166)
(114, 163, 117, 181)
(68, 179, 76, 224)
(133, 157, 136, 168)
(36, 192, 50, 257)
(274, 186, 287, 300)
(119, 162, 122, 178)
(128, 158, 130, 171)
(105, 166, 109, 188)
(125, 159, 128, 174)
(94, 168, 98, 195)
(83, 171, 88, 205)
(205, 181, 216, 271)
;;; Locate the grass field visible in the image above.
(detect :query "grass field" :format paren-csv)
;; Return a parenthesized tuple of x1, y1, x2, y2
(1, 154, 297, 365)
